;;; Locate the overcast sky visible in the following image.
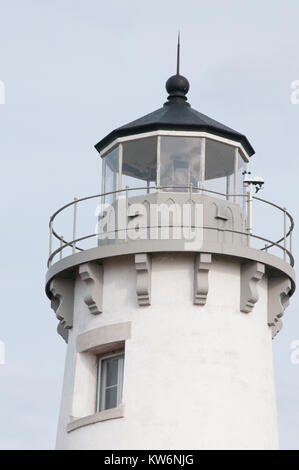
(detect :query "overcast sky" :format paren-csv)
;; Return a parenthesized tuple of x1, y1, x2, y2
(0, 0, 298, 449)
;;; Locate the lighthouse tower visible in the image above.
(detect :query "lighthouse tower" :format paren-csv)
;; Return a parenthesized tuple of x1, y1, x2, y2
(46, 49, 295, 450)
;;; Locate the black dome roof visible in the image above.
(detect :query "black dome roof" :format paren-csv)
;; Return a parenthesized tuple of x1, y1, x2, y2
(95, 74, 255, 157)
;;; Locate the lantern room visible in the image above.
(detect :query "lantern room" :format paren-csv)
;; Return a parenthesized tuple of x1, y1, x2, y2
(95, 71, 254, 204)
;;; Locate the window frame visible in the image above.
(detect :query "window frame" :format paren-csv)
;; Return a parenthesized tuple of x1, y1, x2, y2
(100, 131, 249, 201)
(96, 351, 124, 412)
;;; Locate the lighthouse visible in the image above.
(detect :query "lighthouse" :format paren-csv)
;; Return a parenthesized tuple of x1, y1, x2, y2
(46, 46, 295, 450)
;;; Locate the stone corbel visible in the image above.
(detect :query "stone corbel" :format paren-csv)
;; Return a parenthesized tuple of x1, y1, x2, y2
(272, 319, 283, 339)
(240, 261, 265, 313)
(135, 253, 151, 306)
(268, 276, 291, 338)
(50, 278, 74, 342)
(57, 321, 69, 343)
(79, 262, 103, 315)
(194, 253, 212, 305)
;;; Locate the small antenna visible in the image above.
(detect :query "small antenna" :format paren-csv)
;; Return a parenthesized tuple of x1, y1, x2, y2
(176, 31, 180, 75)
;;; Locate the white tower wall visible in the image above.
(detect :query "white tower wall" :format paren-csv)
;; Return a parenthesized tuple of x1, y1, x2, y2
(55, 253, 279, 450)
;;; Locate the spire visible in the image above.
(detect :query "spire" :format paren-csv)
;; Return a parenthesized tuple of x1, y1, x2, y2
(177, 31, 180, 74)
(164, 33, 190, 107)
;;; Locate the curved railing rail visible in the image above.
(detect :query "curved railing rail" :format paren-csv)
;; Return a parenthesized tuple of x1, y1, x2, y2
(47, 185, 294, 268)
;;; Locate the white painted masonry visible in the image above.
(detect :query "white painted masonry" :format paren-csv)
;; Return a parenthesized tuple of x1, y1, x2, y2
(55, 253, 278, 450)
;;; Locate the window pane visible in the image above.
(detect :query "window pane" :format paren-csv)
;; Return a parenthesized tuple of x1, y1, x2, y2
(122, 137, 157, 196)
(160, 136, 202, 191)
(97, 354, 124, 411)
(106, 358, 119, 387)
(104, 147, 119, 204)
(205, 139, 234, 180)
(105, 386, 118, 410)
(204, 139, 235, 198)
(204, 176, 227, 197)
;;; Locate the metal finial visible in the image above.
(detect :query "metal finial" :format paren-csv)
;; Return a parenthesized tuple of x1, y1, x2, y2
(164, 32, 190, 106)
(176, 31, 180, 75)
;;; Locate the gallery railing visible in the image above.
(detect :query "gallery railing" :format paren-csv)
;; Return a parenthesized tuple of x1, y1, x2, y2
(47, 186, 294, 268)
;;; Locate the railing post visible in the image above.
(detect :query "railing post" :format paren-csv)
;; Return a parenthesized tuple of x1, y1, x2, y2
(60, 236, 64, 260)
(125, 186, 129, 210)
(233, 148, 238, 203)
(188, 183, 193, 238)
(72, 197, 78, 254)
(157, 136, 161, 192)
(242, 167, 247, 213)
(200, 137, 206, 194)
(49, 220, 53, 266)
(246, 183, 253, 246)
(283, 208, 287, 261)
(189, 183, 193, 202)
(226, 175, 230, 201)
(290, 228, 293, 255)
(125, 186, 129, 238)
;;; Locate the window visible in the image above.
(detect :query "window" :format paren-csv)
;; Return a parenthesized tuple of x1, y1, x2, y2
(204, 139, 235, 197)
(104, 147, 119, 204)
(122, 137, 157, 195)
(160, 136, 202, 190)
(96, 352, 124, 412)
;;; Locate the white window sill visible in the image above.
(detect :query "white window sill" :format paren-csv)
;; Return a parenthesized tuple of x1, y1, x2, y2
(67, 404, 125, 433)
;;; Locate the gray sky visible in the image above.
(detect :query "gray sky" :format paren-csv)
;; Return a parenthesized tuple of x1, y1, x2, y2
(0, 0, 298, 449)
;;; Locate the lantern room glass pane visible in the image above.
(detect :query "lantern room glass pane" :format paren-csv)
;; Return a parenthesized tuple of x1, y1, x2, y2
(122, 137, 157, 196)
(204, 139, 235, 197)
(104, 146, 119, 204)
(160, 136, 202, 190)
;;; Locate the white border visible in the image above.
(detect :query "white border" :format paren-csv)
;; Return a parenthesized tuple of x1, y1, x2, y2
(98, 130, 250, 162)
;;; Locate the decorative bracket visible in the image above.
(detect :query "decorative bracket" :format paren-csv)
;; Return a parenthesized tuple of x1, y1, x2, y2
(79, 262, 103, 315)
(57, 321, 69, 343)
(194, 253, 212, 305)
(272, 319, 283, 339)
(50, 278, 74, 342)
(135, 253, 151, 306)
(240, 261, 265, 313)
(268, 276, 291, 338)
